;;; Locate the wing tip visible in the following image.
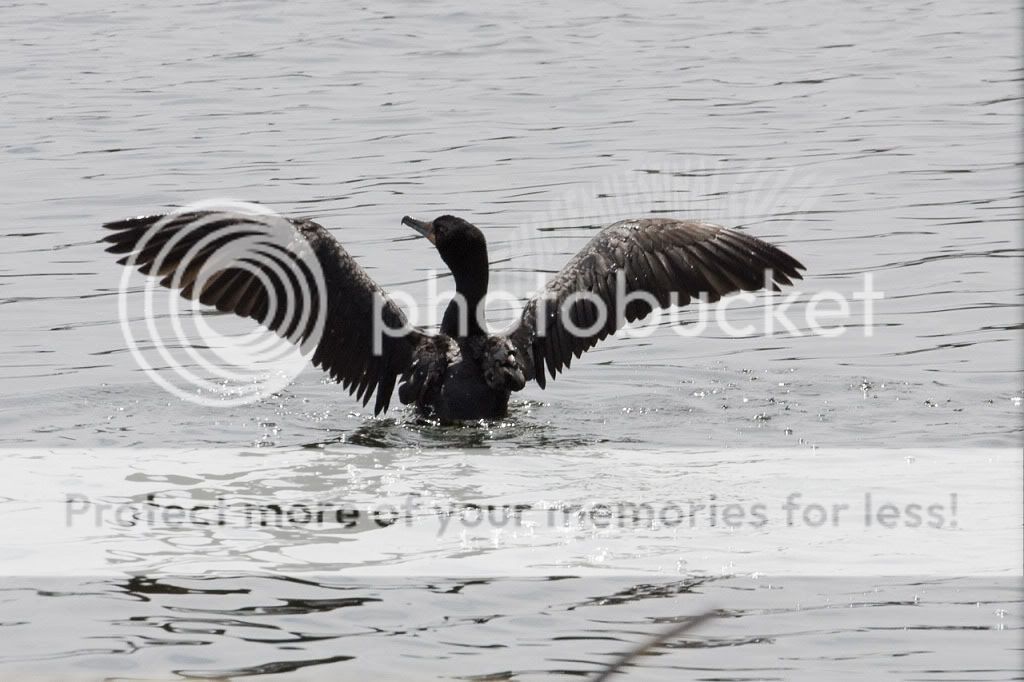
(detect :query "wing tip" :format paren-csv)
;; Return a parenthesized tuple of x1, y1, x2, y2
(102, 214, 164, 231)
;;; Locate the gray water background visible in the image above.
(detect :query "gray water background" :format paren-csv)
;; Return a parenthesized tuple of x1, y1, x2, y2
(0, 0, 1021, 679)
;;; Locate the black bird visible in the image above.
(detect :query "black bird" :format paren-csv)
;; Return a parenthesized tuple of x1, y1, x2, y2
(103, 212, 804, 421)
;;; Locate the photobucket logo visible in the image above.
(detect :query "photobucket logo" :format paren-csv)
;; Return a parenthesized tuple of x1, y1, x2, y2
(117, 200, 327, 406)
(372, 269, 884, 350)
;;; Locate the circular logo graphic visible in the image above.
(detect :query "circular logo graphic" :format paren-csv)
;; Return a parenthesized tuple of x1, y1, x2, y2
(117, 200, 327, 406)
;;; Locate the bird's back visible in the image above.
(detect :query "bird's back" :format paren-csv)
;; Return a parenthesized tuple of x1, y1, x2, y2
(398, 335, 517, 422)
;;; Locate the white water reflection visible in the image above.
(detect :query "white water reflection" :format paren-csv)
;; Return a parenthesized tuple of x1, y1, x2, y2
(0, 0, 1020, 678)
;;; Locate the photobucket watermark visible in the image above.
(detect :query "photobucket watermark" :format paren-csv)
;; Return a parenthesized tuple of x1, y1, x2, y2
(114, 200, 885, 405)
(373, 269, 884, 354)
(65, 491, 956, 534)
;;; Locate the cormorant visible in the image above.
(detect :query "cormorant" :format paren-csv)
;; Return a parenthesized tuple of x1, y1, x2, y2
(103, 212, 804, 421)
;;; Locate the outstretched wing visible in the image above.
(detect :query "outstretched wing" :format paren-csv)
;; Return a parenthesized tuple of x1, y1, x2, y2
(103, 210, 426, 413)
(504, 218, 805, 387)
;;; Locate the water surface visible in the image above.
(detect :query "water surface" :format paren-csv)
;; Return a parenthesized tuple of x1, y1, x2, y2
(0, 0, 1021, 679)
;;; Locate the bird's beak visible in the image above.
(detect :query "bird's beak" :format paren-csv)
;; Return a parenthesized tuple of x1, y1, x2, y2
(402, 216, 435, 244)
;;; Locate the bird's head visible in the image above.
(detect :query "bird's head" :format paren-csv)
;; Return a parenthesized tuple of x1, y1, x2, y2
(402, 214, 488, 274)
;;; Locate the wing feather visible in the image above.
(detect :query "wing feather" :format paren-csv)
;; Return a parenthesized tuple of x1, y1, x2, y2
(505, 218, 805, 384)
(103, 210, 426, 414)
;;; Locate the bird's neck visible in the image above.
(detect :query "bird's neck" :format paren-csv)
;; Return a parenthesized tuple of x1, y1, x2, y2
(441, 256, 489, 339)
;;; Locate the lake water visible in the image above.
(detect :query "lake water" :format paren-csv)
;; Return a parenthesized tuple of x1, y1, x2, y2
(0, 0, 1021, 679)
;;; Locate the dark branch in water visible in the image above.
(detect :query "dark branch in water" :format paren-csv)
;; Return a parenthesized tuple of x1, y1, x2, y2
(592, 610, 718, 682)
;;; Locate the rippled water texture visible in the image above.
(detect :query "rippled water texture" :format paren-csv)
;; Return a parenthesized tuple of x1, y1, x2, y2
(0, 0, 1021, 679)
